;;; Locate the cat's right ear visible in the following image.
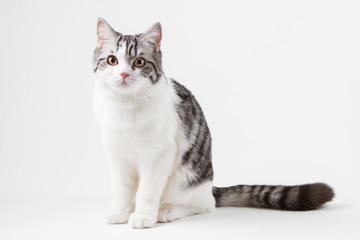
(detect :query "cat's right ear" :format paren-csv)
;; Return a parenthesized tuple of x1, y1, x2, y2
(97, 18, 117, 48)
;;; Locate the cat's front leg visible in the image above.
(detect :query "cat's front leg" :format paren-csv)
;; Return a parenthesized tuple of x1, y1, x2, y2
(128, 149, 174, 229)
(107, 160, 137, 224)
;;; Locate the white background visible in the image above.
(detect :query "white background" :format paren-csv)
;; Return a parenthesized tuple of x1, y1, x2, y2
(0, 0, 359, 239)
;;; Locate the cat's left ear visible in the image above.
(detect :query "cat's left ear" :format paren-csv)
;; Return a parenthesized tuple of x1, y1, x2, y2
(139, 22, 162, 52)
(97, 18, 117, 48)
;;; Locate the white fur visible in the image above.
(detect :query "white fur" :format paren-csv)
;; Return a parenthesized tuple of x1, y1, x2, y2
(93, 44, 215, 228)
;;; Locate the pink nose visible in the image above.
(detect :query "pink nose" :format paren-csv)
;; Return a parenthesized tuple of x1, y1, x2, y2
(120, 72, 130, 80)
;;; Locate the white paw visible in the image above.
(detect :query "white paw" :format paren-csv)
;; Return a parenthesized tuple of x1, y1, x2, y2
(158, 207, 185, 223)
(128, 212, 157, 229)
(107, 211, 131, 224)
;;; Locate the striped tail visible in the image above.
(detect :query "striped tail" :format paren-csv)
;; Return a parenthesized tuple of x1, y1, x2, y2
(212, 183, 334, 211)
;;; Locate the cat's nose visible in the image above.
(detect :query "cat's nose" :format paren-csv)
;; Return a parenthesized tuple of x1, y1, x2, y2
(120, 72, 130, 80)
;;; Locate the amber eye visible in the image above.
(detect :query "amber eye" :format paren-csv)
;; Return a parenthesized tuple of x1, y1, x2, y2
(107, 55, 118, 66)
(133, 57, 146, 68)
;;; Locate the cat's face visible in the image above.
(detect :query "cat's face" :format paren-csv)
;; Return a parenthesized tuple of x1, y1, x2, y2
(93, 19, 163, 95)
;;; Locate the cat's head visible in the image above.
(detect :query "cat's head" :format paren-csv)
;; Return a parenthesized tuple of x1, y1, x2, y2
(93, 18, 163, 95)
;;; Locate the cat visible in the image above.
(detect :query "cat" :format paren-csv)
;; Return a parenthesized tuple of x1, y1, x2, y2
(92, 18, 334, 229)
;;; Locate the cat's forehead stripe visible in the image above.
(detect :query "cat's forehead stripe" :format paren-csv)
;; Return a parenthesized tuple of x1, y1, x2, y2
(116, 34, 138, 57)
(116, 41, 127, 58)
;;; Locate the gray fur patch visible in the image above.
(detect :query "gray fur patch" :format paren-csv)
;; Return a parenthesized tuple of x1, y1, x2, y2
(172, 79, 214, 187)
(213, 183, 334, 210)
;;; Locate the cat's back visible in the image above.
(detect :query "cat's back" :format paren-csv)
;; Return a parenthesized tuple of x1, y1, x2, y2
(170, 79, 210, 141)
(170, 79, 214, 187)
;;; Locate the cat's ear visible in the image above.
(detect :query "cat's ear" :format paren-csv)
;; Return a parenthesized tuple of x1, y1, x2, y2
(139, 22, 162, 52)
(96, 18, 117, 48)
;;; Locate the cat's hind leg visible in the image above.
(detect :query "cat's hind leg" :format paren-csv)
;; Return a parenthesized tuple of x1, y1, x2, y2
(158, 205, 205, 223)
(159, 181, 216, 223)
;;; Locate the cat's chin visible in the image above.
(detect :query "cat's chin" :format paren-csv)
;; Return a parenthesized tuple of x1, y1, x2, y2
(107, 82, 141, 96)
(108, 81, 133, 91)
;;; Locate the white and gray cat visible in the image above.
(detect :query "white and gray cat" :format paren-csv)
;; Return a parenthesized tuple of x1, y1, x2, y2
(92, 18, 334, 229)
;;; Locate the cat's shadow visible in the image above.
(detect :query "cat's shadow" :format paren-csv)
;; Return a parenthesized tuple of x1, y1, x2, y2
(155, 203, 349, 228)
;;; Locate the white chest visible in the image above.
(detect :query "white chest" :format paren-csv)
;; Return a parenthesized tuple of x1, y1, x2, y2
(93, 87, 180, 163)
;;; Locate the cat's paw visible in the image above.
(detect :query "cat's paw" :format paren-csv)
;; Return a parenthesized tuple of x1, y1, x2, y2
(128, 212, 157, 229)
(107, 211, 131, 224)
(158, 207, 185, 223)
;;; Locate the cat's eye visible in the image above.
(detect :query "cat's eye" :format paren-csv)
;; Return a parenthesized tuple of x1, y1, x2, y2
(133, 57, 146, 68)
(107, 55, 118, 66)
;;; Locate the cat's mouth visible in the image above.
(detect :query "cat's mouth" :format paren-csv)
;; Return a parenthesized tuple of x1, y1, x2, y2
(120, 81, 129, 86)
(109, 79, 131, 87)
